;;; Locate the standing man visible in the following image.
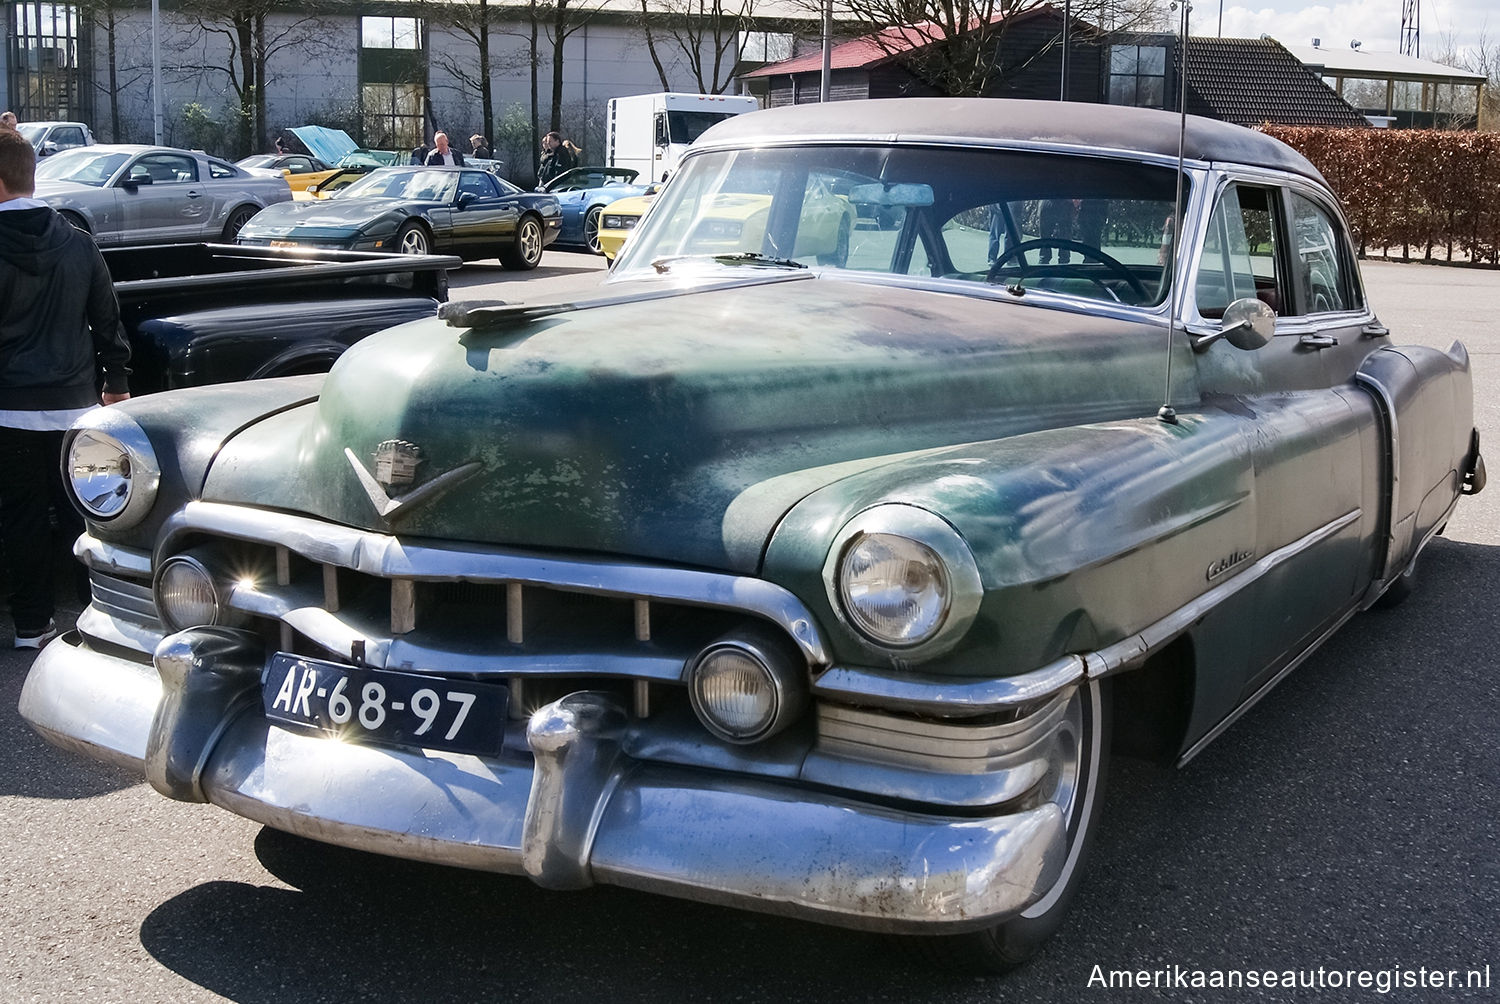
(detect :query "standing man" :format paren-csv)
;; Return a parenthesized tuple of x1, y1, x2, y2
(537, 131, 576, 185)
(424, 132, 465, 167)
(0, 129, 130, 648)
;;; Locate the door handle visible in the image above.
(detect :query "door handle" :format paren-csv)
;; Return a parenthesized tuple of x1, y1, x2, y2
(186, 190, 203, 198)
(1298, 333, 1338, 349)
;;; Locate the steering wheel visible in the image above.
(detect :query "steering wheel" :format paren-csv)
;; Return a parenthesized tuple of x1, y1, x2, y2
(987, 238, 1150, 303)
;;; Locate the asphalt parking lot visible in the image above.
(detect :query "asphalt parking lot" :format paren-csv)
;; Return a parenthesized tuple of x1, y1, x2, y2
(1, 255, 1495, 1002)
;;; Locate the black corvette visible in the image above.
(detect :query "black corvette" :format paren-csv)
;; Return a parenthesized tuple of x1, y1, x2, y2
(236, 166, 562, 268)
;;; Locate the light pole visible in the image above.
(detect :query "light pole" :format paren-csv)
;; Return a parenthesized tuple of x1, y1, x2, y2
(151, 0, 163, 143)
(821, 0, 832, 102)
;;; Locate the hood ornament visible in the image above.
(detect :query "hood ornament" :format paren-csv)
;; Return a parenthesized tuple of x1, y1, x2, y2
(345, 440, 480, 523)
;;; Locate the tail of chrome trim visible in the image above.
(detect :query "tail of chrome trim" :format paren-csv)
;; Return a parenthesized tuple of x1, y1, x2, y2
(812, 655, 1084, 717)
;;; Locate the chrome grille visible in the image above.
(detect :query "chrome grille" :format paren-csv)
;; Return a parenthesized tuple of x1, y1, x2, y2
(88, 569, 161, 631)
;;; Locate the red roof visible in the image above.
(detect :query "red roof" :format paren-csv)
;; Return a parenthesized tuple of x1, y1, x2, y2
(742, 8, 1048, 79)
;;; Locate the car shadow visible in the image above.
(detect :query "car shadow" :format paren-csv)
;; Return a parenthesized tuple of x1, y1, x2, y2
(130, 537, 1498, 1000)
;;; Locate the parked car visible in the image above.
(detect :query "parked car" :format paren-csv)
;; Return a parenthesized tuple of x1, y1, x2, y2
(297, 165, 377, 201)
(33, 144, 292, 245)
(16, 120, 95, 156)
(540, 166, 650, 253)
(235, 165, 560, 267)
(236, 153, 338, 193)
(21, 99, 1485, 973)
(596, 190, 656, 263)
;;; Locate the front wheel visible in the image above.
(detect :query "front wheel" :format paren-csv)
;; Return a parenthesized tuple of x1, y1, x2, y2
(501, 214, 544, 270)
(584, 205, 604, 254)
(396, 222, 431, 255)
(904, 678, 1111, 972)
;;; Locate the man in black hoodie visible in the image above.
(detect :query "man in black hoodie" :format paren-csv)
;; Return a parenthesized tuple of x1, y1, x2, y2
(0, 129, 130, 648)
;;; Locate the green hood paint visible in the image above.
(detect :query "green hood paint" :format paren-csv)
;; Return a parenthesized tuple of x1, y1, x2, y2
(202, 277, 1195, 573)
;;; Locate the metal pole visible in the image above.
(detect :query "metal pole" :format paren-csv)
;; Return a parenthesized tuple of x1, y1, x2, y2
(150, 0, 162, 143)
(820, 0, 831, 102)
(1060, 0, 1069, 101)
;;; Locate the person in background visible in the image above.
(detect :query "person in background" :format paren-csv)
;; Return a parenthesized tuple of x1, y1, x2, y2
(470, 134, 491, 161)
(537, 131, 576, 185)
(273, 136, 287, 154)
(410, 139, 430, 165)
(424, 132, 465, 167)
(0, 111, 17, 132)
(0, 130, 131, 649)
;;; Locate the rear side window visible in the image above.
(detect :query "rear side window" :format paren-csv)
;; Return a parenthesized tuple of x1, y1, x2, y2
(208, 160, 238, 179)
(1288, 192, 1362, 314)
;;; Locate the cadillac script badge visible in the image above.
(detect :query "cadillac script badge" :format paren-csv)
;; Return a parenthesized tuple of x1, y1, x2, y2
(373, 440, 422, 490)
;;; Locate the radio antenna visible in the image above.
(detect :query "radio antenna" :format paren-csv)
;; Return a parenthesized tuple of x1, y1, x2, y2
(1158, 0, 1192, 425)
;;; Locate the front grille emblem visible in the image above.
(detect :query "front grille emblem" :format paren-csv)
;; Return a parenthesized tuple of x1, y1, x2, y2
(373, 439, 422, 490)
(345, 441, 481, 524)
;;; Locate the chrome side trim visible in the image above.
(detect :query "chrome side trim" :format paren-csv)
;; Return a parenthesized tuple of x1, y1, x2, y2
(162, 501, 831, 667)
(812, 654, 1085, 716)
(1085, 508, 1363, 677)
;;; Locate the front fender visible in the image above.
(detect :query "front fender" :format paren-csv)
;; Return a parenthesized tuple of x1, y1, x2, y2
(762, 411, 1257, 677)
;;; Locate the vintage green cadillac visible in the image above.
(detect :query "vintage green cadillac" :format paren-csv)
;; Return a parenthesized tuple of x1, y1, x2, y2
(22, 100, 1485, 970)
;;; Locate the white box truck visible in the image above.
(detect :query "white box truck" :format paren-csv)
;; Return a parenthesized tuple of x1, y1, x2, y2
(606, 92, 760, 183)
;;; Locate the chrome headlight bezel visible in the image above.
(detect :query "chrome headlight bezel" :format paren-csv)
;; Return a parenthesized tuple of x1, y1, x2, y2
(822, 504, 983, 661)
(62, 409, 160, 531)
(686, 633, 807, 744)
(153, 554, 225, 633)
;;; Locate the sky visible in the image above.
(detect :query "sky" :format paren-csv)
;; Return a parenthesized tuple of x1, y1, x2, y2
(1185, 0, 1494, 63)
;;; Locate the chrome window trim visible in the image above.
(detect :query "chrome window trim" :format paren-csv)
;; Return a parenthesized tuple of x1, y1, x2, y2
(161, 501, 831, 667)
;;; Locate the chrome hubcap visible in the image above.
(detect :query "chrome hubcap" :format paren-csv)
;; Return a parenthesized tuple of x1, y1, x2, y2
(400, 229, 427, 254)
(520, 220, 541, 263)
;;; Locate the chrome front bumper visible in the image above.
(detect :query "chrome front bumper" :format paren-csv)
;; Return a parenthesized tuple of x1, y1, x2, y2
(20, 627, 1066, 934)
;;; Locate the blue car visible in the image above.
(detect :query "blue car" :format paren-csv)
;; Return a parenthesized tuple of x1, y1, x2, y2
(540, 166, 649, 253)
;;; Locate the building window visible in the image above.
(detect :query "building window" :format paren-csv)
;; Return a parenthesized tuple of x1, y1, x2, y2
(359, 15, 426, 149)
(6, 2, 85, 122)
(739, 31, 793, 63)
(1108, 44, 1166, 109)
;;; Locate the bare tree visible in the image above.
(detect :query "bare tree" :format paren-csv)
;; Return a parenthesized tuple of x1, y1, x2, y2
(1432, 27, 1500, 130)
(418, 0, 536, 143)
(76, 0, 153, 141)
(781, 0, 1167, 98)
(170, 0, 339, 156)
(538, 0, 611, 133)
(634, 0, 782, 94)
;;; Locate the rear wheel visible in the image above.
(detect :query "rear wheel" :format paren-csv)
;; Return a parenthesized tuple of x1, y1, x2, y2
(396, 222, 430, 255)
(818, 217, 851, 267)
(222, 205, 258, 241)
(903, 678, 1110, 972)
(501, 214, 544, 270)
(584, 205, 604, 254)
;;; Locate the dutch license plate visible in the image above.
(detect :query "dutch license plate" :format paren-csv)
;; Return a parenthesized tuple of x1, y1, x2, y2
(262, 653, 508, 757)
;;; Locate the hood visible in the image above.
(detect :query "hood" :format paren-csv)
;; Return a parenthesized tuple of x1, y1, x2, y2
(240, 197, 402, 233)
(202, 276, 1179, 573)
(290, 126, 358, 165)
(0, 205, 76, 274)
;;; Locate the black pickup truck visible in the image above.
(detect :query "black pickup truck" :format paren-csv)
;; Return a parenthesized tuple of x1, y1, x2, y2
(106, 243, 458, 394)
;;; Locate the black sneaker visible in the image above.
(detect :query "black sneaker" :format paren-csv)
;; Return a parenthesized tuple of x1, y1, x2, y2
(14, 620, 58, 650)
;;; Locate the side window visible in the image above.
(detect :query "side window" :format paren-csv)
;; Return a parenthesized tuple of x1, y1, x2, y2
(1288, 192, 1360, 314)
(208, 160, 236, 179)
(53, 127, 85, 148)
(1195, 184, 1281, 319)
(135, 153, 199, 184)
(459, 171, 499, 199)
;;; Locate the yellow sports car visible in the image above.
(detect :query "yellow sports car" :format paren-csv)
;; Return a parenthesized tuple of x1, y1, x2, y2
(597, 193, 656, 263)
(601, 176, 857, 266)
(237, 153, 341, 196)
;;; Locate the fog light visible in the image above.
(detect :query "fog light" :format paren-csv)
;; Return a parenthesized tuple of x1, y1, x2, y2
(687, 635, 806, 744)
(155, 556, 223, 632)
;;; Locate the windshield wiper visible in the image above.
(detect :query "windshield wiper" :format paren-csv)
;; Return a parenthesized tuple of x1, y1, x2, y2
(652, 252, 807, 273)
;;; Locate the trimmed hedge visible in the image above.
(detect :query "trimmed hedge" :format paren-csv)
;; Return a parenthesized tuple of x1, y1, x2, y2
(1260, 125, 1500, 264)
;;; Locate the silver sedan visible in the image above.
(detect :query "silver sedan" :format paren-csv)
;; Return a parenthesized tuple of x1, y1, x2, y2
(33, 144, 293, 245)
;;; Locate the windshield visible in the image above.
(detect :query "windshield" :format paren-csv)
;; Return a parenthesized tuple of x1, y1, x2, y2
(17, 124, 44, 146)
(339, 168, 460, 202)
(238, 155, 276, 168)
(614, 145, 1183, 307)
(34, 149, 131, 186)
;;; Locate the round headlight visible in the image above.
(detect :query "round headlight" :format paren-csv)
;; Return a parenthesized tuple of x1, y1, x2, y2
(68, 430, 133, 518)
(63, 411, 160, 531)
(155, 556, 223, 632)
(823, 504, 984, 659)
(688, 637, 805, 744)
(838, 533, 950, 646)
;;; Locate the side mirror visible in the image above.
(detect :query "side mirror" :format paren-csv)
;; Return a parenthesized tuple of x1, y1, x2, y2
(653, 112, 668, 148)
(40, 140, 58, 156)
(1193, 297, 1275, 352)
(121, 173, 152, 189)
(457, 191, 478, 209)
